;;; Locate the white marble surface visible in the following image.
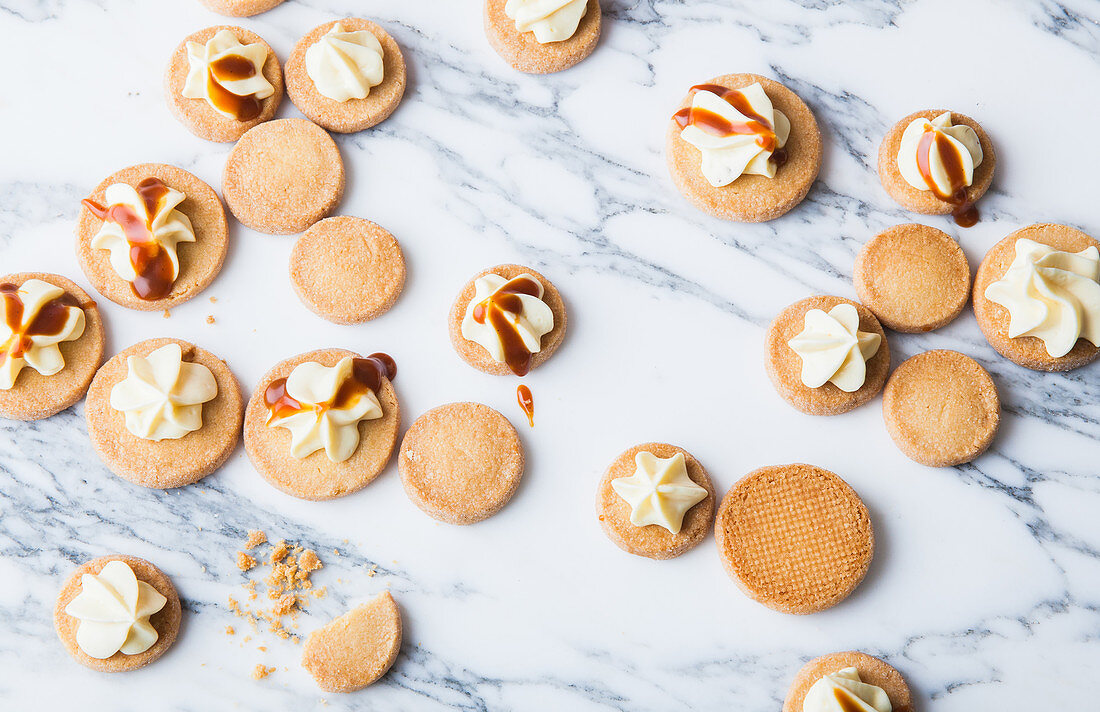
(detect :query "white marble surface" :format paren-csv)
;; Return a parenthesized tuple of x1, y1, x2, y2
(2, 0, 1099, 709)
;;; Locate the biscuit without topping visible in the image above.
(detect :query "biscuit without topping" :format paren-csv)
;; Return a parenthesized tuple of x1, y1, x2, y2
(973, 223, 1100, 371)
(301, 592, 401, 692)
(596, 442, 716, 560)
(877, 109, 995, 216)
(854, 223, 970, 333)
(714, 464, 873, 614)
(484, 0, 601, 74)
(76, 163, 229, 311)
(54, 555, 182, 673)
(244, 348, 400, 500)
(765, 295, 890, 416)
(165, 25, 284, 143)
(399, 402, 524, 524)
(666, 74, 822, 222)
(198, 0, 285, 17)
(290, 217, 406, 324)
(882, 349, 999, 467)
(448, 264, 567, 376)
(85, 338, 243, 488)
(223, 119, 345, 235)
(285, 18, 407, 134)
(783, 651, 913, 712)
(0, 273, 104, 421)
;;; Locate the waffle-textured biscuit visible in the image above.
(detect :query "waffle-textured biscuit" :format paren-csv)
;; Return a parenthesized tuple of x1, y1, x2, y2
(855, 223, 970, 332)
(85, 338, 243, 488)
(290, 217, 406, 324)
(400, 402, 524, 524)
(765, 296, 890, 415)
(882, 349, 999, 467)
(54, 555, 182, 673)
(484, 0, 601, 74)
(714, 464, 873, 614)
(973, 223, 1100, 371)
(0, 273, 104, 421)
(165, 25, 284, 143)
(285, 18, 407, 134)
(596, 442, 716, 560)
(198, 0, 284, 17)
(76, 163, 228, 311)
(244, 348, 400, 500)
(666, 74, 822, 222)
(301, 592, 401, 692)
(783, 651, 913, 712)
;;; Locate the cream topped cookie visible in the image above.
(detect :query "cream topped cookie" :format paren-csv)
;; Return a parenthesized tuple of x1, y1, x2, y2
(784, 652, 913, 712)
(110, 343, 218, 441)
(611, 451, 708, 535)
(63, 560, 167, 660)
(788, 303, 881, 392)
(505, 0, 588, 43)
(484, 0, 601, 74)
(803, 668, 891, 712)
(0, 279, 85, 390)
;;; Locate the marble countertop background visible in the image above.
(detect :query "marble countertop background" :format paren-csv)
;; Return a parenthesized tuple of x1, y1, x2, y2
(2, 0, 1099, 709)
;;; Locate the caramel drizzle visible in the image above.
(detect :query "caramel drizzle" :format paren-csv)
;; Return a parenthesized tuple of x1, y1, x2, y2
(265, 353, 396, 423)
(82, 177, 177, 301)
(472, 276, 543, 377)
(516, 384, 534, 427)
(207, 54, 262, 121)
(0, 282, 81, 361)
(673, 84, 787, 167)
(915, 124, 979, 227)
(833, 687, 865, 712)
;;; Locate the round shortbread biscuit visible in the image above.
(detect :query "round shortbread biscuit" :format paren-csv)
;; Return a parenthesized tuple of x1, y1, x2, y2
(302, 591, 402, 692)
(75, 163, 229, 311)
(85, 338, 243, 488)
(714, 464, 874, 614)
(244, 348, 400, 500)
(0, 273, 105, 421)
(666, 74, 822, 223)
(223, 119, 345, 235)
(765, 296, 890, 416)
(882, 350, 999, 467)
(55, 555, 182, 673)
(783, 651, 913, 712)
(290, 217, 406, 324)
(198, 0, 284, 17)
(165, 25, 284, 143)
(285, 18, 407, 134)
(484, 0, 601, 74)
(854, 223, 970, 333)
(878, 109, 995, 217)
(448, 264, 567, 376)
(399, 402, 524, 525)
(973, 223, 1100, 371)
(596, 442, 716, 560)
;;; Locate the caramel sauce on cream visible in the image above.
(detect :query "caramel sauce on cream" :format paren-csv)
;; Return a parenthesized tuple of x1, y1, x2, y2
(264, 353, 395, 423)
(206, 54, 263, 121)
(915, 124, 979, 227)
(0, 282, 81, 360)
(472, 276, 544, 376)
(673, 84, 785, 165)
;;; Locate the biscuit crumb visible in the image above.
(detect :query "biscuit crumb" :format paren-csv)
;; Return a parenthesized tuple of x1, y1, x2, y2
(245, 530, 267, 549)
(225, 626, 235, 635)
(299, 550, 322, 573)
(252, 664, 275, 680)
(163, 309, 171, 318)
(332, 548, 339, 556)
(206, 315, 216, 324)
(258, 646, 267, 652)
(271, 540, 289, 562)
(209, 296, 218, 303)
(237, 552, 256, 571)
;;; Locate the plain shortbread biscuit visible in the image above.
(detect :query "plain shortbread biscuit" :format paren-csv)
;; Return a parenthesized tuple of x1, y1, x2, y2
(301, 591, 402, 692)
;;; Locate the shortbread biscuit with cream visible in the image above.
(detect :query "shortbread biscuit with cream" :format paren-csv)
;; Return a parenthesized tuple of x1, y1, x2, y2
(484, 0, 601, 74)
(783, 651, 913, 712)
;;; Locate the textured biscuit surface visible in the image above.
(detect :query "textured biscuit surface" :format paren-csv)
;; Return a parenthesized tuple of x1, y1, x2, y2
(666, 74, 822, 222)
(973, 223, 1100, 371)
(596, 442, 716, 560)
(484, 0, 601, 74)
(714, 464, 874, 614)
(76, 163, 228, 311)
(0, 273, 104, 421)
(223, 118, 345, 235)
(882, 349, 999, 467)
(783, 651, 913, 712)
(302, 592, 402, 692)
(765, 296, 890, 415)
(198, 0, 285, 17)
(400, 402, 524, 524)
(855, 223, 970, 333)
(290, 217, 406, 324)
(55, 555, 182, 673)
(244, 348, 400, 500)
(285, 18, 407, 133)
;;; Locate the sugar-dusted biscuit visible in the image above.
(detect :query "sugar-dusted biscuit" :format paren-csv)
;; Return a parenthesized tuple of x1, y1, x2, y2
(85, 338, 243, 488)
(285, 18, 407, 134)
(0, 273, 105, 421)
(290, 217, 406, 324)
(783, 651, 913, 712)
(198, 0, 284, 17)
(223, 119, 345, 235)
(666, 74, 822, 222)
(399, 402, 524, 524)
(165, 25, 283, 143)
(882, 350, 999, 467)
(714, 464, 873, 614)
(484, 0, 601, 74)
(301, 591, 401, 692)
(596, 442, 716, 560)
(54, 555, 182, 673)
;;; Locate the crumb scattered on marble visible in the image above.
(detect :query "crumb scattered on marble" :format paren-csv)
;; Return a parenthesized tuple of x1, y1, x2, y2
(237, 552, 256, 571)
(206, 315, 215, 324)
(245, 530, 267, 548)
(163, 309, 171, 318)
(252, 664, 275, 680)
(209, 296, 218, 303)
(225, 626, 235, 635)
